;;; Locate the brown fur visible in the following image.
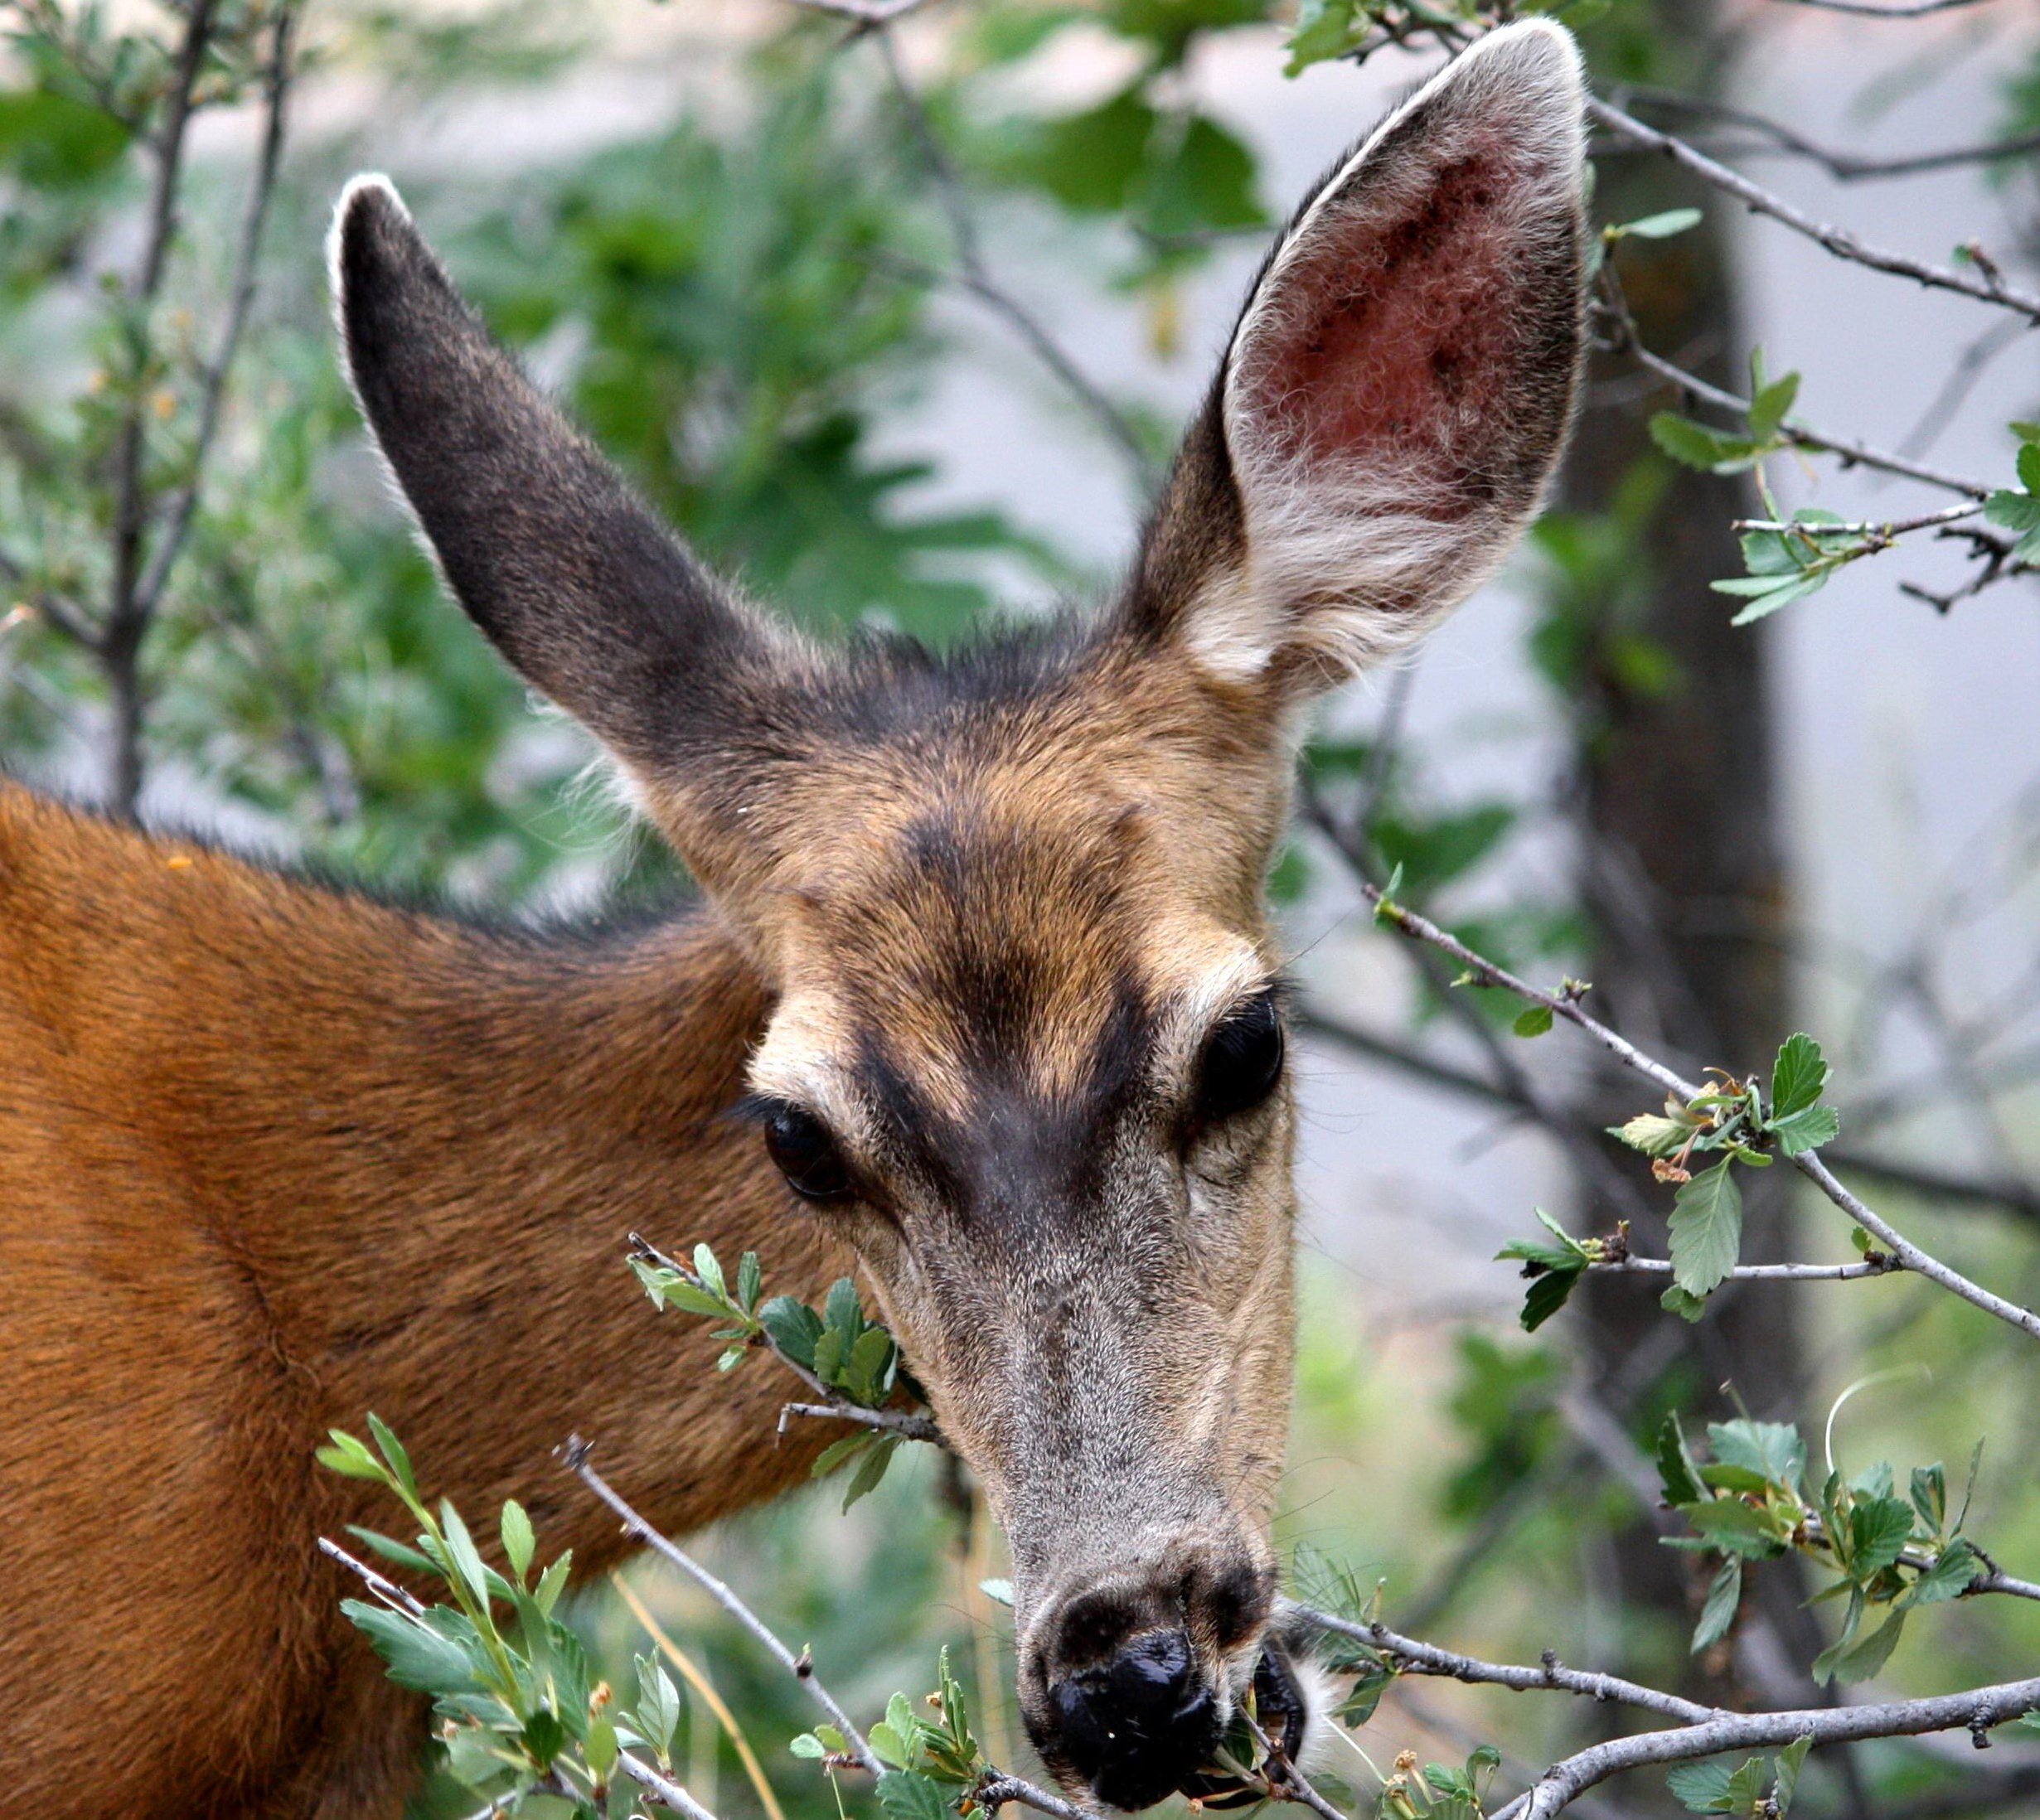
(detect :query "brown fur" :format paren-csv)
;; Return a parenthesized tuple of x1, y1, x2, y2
(0, 23, 1588, 1817)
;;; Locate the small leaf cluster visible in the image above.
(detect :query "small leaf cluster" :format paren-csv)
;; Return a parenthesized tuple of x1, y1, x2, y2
(793, 1649, 981, 1820)
(1983, 425, 2040, 565)
(1709, 506, 1871, 626)
(1617, 1033, 1841, 1319)
(1666, 1735, 1810, 1818)
(1291, 1546, 1396, 1726)
(633, 1245, 918, 1508)
(1650, 350, 1800, 478)
(1658, 1416, 1987, 1682)
(1495, 1208, 1616, 1333)
(1374, 1745, 1501, 1820)
(318, 1420, 682, 1818)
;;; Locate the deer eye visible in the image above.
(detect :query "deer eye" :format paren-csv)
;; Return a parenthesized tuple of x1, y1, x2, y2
(1194, 993, 1285, 1128)
(763, 1104, 855, 1203)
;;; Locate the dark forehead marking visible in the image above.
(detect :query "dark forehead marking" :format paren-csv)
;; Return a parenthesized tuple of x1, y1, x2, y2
(853, 968, 1157, 1227)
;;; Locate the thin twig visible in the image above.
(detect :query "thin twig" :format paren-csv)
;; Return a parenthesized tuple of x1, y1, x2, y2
(0, 548, 99, 651)
(1614, 86, 2040, 182)
(565, 1439, 885, 1778)
(1731, 502, 1982, 538)
(134, 1, 296, 622)
(868, 31, 1155, 485)
(1765, 0, 2004, 15)
(1587, 96, 2040, 324)
(1286, 1605, 1713, 1726)
(1585, 1255, 1900, 1280)
(103, 0, 219, 817)
(1354, 877, 2040, 1340)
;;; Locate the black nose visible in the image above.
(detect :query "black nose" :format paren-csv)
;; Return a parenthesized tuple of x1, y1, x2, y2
(1044, 1629, 1219, 1811)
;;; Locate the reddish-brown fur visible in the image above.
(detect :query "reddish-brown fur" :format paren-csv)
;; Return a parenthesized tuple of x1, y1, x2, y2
(0, 783, 847, 1816)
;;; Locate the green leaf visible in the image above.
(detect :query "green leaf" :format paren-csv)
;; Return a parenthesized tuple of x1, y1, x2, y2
(1284, 0, 1359, 75)
(1720, 574, 1830, 623)
(1666, 1758, 1737, 1812)
(501, 1501, 535, 1582)
(340, 1601, 485, 1694)
(533, 1551, 573, 1619)
(1896, 1537, 1979, 1610)
(1824, 1609, 1907, 1683)
(1769, 1103, 1839, 1156)
(1708, 1421, 1807, 1495)
(1770, 1033, 1829, 1118)
(1520, 1262, 1584, 1332)
(1513, 1003, 1554, 1038)
(633, 1654, 683, 1757)
(439, 1500, 492, 1610)
(1611, 206, 1703, 241)
(1691, 1557, 1742, 1653)
(523, 1706, 567, 1770)
(1658, 1416, 1708, 1506)
(1774, 1735, 1812, 1815)
(1661, 1283, 1708, 1322)
(1669, 1161, 1743, 1297)
(790, 1733, 827, 1759)
(1747, 369, 1801, 444)
(1613, 1112, 1693, 1157)
(877, 1771, 953, 1820)
(344, 1526, 439, 1577)
(1650, 412, 1760, 474)
(366, 1414, 419, 1499)
(2019, 440, 2040, 496)
(812, 1431, 879, 1479)
(692, 1244, 725, 1299)
(658, 1279, 733, 1319)
(841, 1433, 902, 1511)
(1849, 1494, 1917, 1580)
(758, 1296, 825, 1371)
(824, 1277, 863, 1340)
(979, 1578, 1014, 1607)
(869, 1723, 915, 1771)
(317, 1430, 390, 1484)
(1911, 1463, 1947, 1537)
(737, 1250, 763, 1315)
(1679, 1498, 1786, 1559)
(586, 1711, 620, 1781)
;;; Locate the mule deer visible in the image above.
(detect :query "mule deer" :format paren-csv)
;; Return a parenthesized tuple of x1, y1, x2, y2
(0, 22, 1587, 1818)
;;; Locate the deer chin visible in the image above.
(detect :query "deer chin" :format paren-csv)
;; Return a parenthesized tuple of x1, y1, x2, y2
(1174, 1637, 1331, 1809)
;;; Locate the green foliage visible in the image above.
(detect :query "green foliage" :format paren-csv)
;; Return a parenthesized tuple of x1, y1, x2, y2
(1667, 1735, 1810, 1817)
(1983, 430, 2040, 565)
(632, 1243, 923, 1508)
(1375, 1745, 1500, 1820)
(1649, 350, 1800, 478)
(1655, 1416, 1992, 1680)
(318, 1423, 700, 1816)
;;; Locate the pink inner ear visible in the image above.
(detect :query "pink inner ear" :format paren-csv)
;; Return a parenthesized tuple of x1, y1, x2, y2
(1241, 137, 1556, 514)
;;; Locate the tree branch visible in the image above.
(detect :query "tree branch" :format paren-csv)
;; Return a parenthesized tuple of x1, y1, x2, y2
(1494, 1674, 2040, 1820)
(1586, 95, 2040, 324)
(1614, 85, 2040, 183)
(1353, 875, 2040, 1340)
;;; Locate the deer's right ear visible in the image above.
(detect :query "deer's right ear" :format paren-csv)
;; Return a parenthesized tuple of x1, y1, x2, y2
(331, 176, 786, 880)
(1120, 22, 1587, 700)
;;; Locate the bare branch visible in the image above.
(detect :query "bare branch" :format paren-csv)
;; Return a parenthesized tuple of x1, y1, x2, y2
(0, 546, 100, 651)
(1586, 96, 2040, 325)
(1765, 0, 2005, 16)
(867, 31, 1156, 486)
(785, 0, 942, 22)
(1615, 86, 2040, 182)
(1493, 1672, 2040, 1820)
(135, 2, 297, 622)
(565, 1438, 886, 1779)
(104, 0, 220, 816)
(1587, 1254, 1900, 1281)
(1287, 1605, 1714, 1726)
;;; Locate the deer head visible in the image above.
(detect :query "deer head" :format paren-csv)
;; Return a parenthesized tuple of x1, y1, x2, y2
(332, 21, 1585, 1808)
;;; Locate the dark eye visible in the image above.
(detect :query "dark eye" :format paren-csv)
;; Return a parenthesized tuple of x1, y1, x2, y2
(763, 1104, 855, 1203)
(1194, 993, 1285, 1128)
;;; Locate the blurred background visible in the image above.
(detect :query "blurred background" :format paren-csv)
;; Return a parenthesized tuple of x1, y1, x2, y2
(5, 1, 2040, 1814)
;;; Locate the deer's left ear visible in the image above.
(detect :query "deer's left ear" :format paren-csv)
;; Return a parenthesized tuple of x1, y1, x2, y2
(1121, 21, 1587, 695)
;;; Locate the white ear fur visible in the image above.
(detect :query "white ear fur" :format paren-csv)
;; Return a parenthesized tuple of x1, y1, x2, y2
(1185, 21, 1587, 686)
